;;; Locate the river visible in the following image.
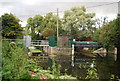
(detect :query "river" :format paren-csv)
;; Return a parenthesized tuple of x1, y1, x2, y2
(33, 53, 120, 80)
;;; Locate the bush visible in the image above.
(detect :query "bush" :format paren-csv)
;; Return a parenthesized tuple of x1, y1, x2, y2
(2, 41, 31, 79)
(18, 70, 31, 79)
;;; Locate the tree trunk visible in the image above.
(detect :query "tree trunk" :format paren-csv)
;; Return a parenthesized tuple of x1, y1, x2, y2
(117, 46, 120, 62)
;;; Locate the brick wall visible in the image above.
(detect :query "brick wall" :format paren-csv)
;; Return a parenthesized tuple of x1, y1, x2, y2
(58, 36, 69, 47)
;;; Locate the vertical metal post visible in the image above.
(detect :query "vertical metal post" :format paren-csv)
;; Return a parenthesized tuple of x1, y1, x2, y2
(72, 39, 75, 55)
(118, 1, 120, 14)
(71, 39, 75, 67)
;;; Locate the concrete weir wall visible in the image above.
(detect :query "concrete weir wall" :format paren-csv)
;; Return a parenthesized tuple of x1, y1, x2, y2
(43, 46, 72, 55)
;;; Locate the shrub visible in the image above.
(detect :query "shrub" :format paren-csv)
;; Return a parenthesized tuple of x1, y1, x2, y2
(2, 41, 31, 79)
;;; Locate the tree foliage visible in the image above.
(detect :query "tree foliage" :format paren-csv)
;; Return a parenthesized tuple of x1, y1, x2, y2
(41, 28, 55, 39)
(63, 6, 96, 39)
(44, 13, 59, 31)
(96, 17, 109, 28)
(26, 6, 96, 40)
(110, 14, 120, 61)
(110, 15, 120, 47)
(94, 15, 120, 48)
(26, 15, 44, 40)
(93, 23, 114, 50)
(1, 13, 23, 39)
(93, 14, 120, 60)
(26, 13, 62, 40)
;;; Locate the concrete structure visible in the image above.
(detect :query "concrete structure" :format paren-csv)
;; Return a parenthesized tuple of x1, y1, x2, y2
(24, 35, 31, 47)
(93, 48, 117, 54)
(43, 46, 72, 55)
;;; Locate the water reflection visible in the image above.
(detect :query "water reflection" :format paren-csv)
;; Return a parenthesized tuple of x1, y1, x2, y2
(33, 53, 120, 79)
(96, 54, 120, 79)
(71, 55, 74, 67)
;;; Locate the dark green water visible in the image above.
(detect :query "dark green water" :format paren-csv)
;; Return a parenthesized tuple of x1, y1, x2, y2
(35, 53, 120, 79)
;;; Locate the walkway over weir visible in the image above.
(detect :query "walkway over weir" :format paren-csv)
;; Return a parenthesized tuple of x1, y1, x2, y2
(31, 40, 49, 47)
(71, 39, 100, 55)
(72, 41, 99, 47)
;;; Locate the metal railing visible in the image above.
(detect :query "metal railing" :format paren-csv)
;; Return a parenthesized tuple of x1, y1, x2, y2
(31, 40, 49, 46)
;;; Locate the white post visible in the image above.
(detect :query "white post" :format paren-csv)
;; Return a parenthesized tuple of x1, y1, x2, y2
(72, 39, 75, 55)
(71, 55, 74, 67)
(71, 39, 75, 67)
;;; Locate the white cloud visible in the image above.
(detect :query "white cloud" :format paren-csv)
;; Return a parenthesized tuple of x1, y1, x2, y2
(0, 0, 119, 2)
(0, 8, 10, 15)
(19, 21, 27, 27)
(95, 14, 117, 20)
(0, 1, 119, 27)
(22, 0, 37, 5)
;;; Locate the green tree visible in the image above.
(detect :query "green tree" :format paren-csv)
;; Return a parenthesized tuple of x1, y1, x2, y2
(26, 15, 44, 40)
(41, 28, 55, 39)
(44, 12, 63, 36)
(26, 13, 63, 40)
(109, 14, 120, 61)
(1, 13, 23, 39)
(93, 14, 120, 61)
(93, 23, 114, 55)
(96, 17, 109, 28)
(63, 6, 96, 39)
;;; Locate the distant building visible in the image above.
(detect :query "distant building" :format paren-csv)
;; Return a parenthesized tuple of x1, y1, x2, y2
(58, 35, 69, 47)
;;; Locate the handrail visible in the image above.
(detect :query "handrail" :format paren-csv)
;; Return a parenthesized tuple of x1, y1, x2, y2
(31, 40, 49, 46)
(72, 41, 98, 44)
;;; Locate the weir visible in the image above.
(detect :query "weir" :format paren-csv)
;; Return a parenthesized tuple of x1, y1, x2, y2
(72, 39, 100, 55)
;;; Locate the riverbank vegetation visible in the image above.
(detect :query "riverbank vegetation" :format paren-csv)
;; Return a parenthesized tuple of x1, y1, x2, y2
(2, 41, 77, 80)
(93, 14, 120, 61)
(2, 41, 30, 79)
(1, 4, 120, 80)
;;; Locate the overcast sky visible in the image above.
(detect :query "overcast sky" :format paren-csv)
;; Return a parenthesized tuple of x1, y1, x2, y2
(0, 0, 120, 26)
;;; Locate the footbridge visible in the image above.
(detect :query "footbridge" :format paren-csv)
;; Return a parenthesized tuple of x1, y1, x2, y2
(31, 40, 49, 47)
(71, 39, 100, 55)
(72, 41, 99, 47)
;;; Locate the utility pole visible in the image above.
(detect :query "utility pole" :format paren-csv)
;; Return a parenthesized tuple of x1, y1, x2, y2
(118, 1, 120, 14)
(57, 8, 59, 46)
